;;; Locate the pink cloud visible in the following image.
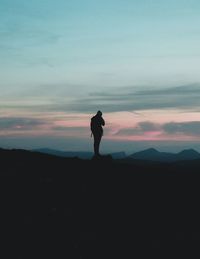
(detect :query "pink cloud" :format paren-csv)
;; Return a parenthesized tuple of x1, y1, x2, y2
(1, 110, 200, 142)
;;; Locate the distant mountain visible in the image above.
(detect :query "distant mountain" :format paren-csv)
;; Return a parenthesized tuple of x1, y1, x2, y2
(33, 148, 93, 159)
(176, 149, 200, 161)
(129, 148, 200, 162)
(110, 152, 126, 159)
(33, 148, 127, 160)
(129, 148, 174, 162)
(32, 147, 200, 162)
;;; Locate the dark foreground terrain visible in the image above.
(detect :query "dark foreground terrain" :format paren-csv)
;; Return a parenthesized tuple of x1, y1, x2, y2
(1, 148, 200, 258)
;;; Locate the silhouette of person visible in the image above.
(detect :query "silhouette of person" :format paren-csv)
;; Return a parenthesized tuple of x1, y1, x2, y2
(90, 110, 105, 156)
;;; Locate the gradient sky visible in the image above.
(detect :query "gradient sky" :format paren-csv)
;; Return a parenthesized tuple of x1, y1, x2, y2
(1, 0, 200, 153)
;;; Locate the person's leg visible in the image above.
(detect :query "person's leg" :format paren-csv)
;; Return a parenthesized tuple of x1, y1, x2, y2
(94, 134, 102, 156)
(94, 135, 99, 156)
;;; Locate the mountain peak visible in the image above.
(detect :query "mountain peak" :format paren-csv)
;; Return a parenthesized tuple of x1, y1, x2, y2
(176, 149, 200, 160)
(129, 147, 200, 162)
(129, 148, 163, 161)
(178, 149, 199, 155)
(144, 148, 159, 153)
(131, 148, 160, 156)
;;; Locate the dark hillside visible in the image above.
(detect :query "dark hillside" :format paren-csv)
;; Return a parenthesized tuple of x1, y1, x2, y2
(1, 148, 200, 258)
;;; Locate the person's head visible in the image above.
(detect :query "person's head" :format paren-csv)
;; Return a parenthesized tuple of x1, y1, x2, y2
(97, 110, 102, 116)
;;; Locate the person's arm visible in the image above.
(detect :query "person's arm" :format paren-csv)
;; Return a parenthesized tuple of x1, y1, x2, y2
(90, 119, 93, 137)
(101, 117, 105, 126)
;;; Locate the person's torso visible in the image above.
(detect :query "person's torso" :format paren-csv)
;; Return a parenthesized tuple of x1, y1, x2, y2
(91, 116, 103, 132)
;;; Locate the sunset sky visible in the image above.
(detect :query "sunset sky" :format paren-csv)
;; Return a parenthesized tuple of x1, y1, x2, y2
(1, 0, 200, 153)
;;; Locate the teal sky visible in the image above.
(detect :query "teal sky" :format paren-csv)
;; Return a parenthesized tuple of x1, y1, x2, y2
(1, 0, 200, 152)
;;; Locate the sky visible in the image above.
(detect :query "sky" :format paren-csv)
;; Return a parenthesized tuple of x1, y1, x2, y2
(1, 0, 200, 153)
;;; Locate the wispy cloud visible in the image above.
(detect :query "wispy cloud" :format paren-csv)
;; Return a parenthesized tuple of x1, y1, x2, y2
(134, 84, 200, 96)
(163, 121, 200, 136)
(0, 117, 44, 130)
(2, 83, 200, 114)
(115, 121, 162, 136)
(55, 83, 200, 113)
(116, 121, 161, 136)
(0, 115, 92, 137)
(115, 120, 200, 138)
(52, 126, 88, 132)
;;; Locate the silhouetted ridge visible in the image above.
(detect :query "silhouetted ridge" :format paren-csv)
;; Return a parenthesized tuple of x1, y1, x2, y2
(129, 148, 200, 162)
(5, 147, 200, 163)
(33, 148, 126, 160)
(177, 149, 200, 160)
(130, 148, 174, 162)
(1, 147, 200, 258)
(33, 148, 93, 159)
(110, 151, 126, 159)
